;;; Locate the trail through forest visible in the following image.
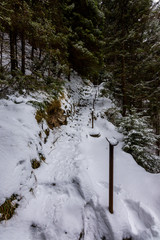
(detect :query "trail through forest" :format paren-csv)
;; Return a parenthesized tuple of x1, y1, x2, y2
(0, 77, 160, 240)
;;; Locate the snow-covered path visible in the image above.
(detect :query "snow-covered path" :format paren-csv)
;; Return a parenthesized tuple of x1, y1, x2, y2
(0, 77, 160, 240)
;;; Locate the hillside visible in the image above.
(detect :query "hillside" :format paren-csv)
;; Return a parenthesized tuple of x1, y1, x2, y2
(0, 76, 160, 240)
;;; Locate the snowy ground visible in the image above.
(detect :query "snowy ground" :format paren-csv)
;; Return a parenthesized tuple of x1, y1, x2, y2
(0, 76, 160, 240)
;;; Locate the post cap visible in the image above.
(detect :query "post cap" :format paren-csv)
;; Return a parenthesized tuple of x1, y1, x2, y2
(106, 137, 119, 146)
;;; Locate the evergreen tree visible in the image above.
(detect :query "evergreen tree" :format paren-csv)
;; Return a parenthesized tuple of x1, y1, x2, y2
(119, 111, 159, 172)
(102, 0, 160, 169)
(102, 0, 152, 116)
(140, 2, 160, 156)
(65, 0, 105, 80)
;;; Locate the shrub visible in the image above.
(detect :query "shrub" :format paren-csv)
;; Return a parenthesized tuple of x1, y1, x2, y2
(35, 109, 45, 124)
(34, 99, 67, 128)
(0, 194, 20, 221)
(31, 159, 41, 169)
(119, 111, 160, 173)
(105, 107, 122, 126)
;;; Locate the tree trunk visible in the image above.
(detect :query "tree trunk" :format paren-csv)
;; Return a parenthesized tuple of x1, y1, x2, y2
(121, 53, 127, 117)
(57, 68, 62, 78)
(21, 31, 25, 74)
(48, 51, 51, 77)
(121, 6, 127, 117)
(68, 71, 71, 81)
(31, 46, 34, 60)
(39, 49, 42, 60)
(14, 31, 18, 68)
(68, 65, 71, 81)
(155, 112, 160, 156)
(10, 30, 17, 73)
(0, 32, 3, 69)
(21, 0, 25, 74)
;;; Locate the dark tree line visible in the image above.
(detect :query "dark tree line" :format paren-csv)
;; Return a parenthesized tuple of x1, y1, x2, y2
(102, 0, 160, 170)
(0, 0, 104, 79)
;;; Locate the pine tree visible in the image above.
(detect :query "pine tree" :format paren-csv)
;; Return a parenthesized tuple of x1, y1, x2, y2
(65, 0, 105, 80)
(140, 2, 160, 156)
(119, 110, 159, 172)
(102, 0, 152, 116)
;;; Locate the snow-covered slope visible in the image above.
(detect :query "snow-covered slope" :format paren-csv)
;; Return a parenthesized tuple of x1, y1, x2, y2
(0, 76, 160, 240)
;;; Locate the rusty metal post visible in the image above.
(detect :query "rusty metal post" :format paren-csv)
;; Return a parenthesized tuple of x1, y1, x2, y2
(95, 91, 97, 100)
(109, 143, 114, 213)
(91, 109, 94, 128)
(93, 99, 95, 110)
(106, 137, 118, 214)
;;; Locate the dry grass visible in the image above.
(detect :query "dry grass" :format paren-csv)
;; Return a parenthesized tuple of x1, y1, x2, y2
(38, 152, 46, 162)
(35, 99, 66, 128)
(46, 100, 61, 115)
(35, 109, 45, 124)
(31, 152, 46, 169)
(31, 158, 41, 169)
(0, 194, 20, 221)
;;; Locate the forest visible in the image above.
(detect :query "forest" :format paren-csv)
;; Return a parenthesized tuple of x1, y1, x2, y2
(0, 0, 160, 173)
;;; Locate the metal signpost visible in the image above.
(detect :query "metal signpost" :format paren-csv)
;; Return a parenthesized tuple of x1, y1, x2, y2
(106, 137, 118, 214)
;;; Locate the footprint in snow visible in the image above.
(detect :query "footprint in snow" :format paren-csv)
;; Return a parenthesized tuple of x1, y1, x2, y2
(125, 199, 160, 238)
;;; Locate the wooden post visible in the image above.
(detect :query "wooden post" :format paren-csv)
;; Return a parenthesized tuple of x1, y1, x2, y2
(106, 137, 118, 214)
(92, 99, 95, 110)
(95, 90, 97, 100)
(109, 143, 114, 213)
(91, 109, 94, 128)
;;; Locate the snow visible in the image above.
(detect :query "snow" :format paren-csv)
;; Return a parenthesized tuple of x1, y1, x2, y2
(0, 76, 160, 240)
(106, 137, 119, 146)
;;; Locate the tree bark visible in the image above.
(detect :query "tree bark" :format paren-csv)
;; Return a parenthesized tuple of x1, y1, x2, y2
(21, 31, 25, 74)
(121, 52, 127, 117)
(31, 46, 34, 60)
(21, 0, 25, 74)
(57, 68, 62, 78)
(14, 31, 18, 69)
(155, 111, 160, 156)
(0, 32, 3, 69)
(68, 64, 71, 81)
(39, 49, 42, 60)
(48, 50, 51, 77)
(10, 30, 17, 73)
(121, 6, 127, 117)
